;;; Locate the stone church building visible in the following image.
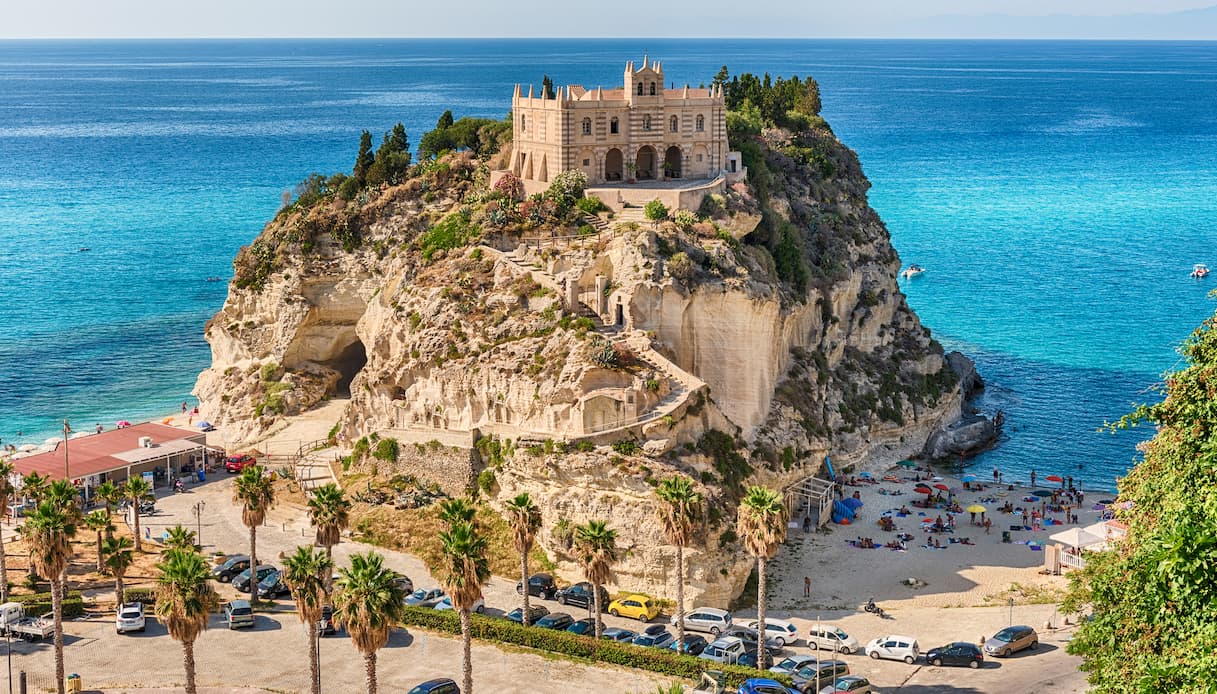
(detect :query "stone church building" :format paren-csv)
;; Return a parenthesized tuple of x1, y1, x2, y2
(504, 57, 730, 189)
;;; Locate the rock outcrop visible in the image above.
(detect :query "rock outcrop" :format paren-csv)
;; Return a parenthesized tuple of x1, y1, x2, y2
(195, 112, 981, 607)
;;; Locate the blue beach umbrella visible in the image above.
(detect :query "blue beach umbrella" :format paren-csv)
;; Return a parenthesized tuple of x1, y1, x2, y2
(196, 421, 212, 429)
(859, 471, 873, 479)
(962, 474, 978, 483)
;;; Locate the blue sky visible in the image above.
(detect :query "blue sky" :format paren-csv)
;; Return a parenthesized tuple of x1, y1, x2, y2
(3, 0, 1215, 39)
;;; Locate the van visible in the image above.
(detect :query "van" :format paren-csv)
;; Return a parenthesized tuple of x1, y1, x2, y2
(807, 625, 861, 655)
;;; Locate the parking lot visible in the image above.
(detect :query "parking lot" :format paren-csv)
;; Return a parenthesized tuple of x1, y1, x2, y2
(3, 473, 1087, 692)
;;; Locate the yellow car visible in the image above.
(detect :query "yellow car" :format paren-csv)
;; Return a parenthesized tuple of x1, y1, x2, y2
(608, 594, 660, 622)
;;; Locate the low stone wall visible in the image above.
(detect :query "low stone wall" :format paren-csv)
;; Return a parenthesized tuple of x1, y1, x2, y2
(390, 439, 478, 497)
(587, 176, 725, 213)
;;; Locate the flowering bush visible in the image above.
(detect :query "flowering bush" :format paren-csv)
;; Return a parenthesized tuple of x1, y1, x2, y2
(493, 172, 524, 202)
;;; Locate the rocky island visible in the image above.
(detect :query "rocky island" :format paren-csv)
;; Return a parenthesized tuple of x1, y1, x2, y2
(194, 61, 996, 607)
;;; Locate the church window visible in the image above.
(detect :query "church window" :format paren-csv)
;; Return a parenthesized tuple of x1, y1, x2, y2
(521, 114, 526, 132)
(583, 159, 590, 166)
(649, 82, 656, 96)
(637, 83, 644, 96)
(643, 115, 651, 131)
(696, 114, 705, 131)
(670, 115, 678, 133)
(696, 154, 703, 162)
(582, 117, 591, 135)
(610, 117, 619, 134)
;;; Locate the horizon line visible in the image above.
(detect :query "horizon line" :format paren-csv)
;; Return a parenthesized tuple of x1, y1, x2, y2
(2, 36, 1217, 42)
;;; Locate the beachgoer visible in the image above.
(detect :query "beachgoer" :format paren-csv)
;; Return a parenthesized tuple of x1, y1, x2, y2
(181, 401, 187, 414)
(984, 518, 992, 534)
(95, 423, 102, 434)
(804, 576, 811, 597)
(993, 467, 999, 481)
(803, 516, 811, 533)
(970, 511, 976, 525)
(1030, 470, 1037, 487)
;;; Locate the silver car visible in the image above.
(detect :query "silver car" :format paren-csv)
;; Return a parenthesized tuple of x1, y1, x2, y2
(985, 625, 1038, 657)
(405, 588, 447, 607)
(674, 607, 732, 637)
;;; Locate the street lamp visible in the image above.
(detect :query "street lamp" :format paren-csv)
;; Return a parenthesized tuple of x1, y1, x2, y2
(192, 500, 206, 549)
(1008, 597, 1014, 627)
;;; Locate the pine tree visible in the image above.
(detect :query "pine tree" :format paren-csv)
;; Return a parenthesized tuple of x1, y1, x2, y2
(437, 110, 454, 130)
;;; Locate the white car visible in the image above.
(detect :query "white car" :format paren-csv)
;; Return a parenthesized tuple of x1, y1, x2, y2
(698, 635, 746, 664)
(116, 602, 145, 634)
(866, 634, 920, 664)
(808, 624, 861, 654)
(434, 596, 485, 614)
(745, 617, 800, 647)
(675, 607, 732, 637)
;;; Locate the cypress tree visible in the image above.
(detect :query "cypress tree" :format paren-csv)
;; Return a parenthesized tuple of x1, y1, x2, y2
(437, 110, 454, 130)
(353, 130, 374, 183)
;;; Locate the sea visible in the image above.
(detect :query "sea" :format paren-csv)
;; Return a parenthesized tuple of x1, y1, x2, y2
(2, 39, 1216, 491)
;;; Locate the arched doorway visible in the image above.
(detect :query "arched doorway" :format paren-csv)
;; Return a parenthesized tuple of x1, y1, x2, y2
(605, 148, 623, 181)
(636, 146, 656, 180)
(664, 146, 682, 179)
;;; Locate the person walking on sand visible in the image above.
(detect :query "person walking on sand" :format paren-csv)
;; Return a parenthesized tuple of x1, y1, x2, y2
(1030, 469, 1037, 487)
(804, 576, 811, 597)
(984, 518, 992, 534)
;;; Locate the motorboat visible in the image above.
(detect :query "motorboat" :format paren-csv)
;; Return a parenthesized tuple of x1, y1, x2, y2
(901, 264, 926, 280)
(1192, 263, 1209, 279)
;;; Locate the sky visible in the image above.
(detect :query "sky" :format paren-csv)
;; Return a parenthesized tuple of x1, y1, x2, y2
(2, 0, 1215, 39)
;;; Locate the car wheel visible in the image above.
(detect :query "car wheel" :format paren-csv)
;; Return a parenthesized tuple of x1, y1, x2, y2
(1029, 641, 1038, 650)
(869, 651, 879, 660)
(775, 637, 785, 648)
(557, 595, 567, 605)
(1002, 648, 1011, 657)
(475, 605, 485, 614)
(904, 655, 915, 664)
(610, 609, 620, 617)
(931, 658, 942, 667)
(969, 660, 980, 669)
(637, 613, 648, 622)
(710, 626, 720, 637)
(841, 646, 852, 654)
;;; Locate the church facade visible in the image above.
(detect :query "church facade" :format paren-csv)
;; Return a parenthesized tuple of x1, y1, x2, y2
(505, 57, 729, 187)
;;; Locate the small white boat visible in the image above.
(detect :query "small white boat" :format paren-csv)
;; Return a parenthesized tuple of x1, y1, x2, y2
(901, 264, 926, 279)
(1192, 263, 1209, 279)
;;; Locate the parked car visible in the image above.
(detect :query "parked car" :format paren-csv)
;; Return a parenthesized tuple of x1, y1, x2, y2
(699, 635, 747, 664)
(504, 605, 549, 624)
(407, 679, 461, 694)
(225, 453, 257, 473)
(865, 635, 920, 664)
(724, 625, 784, 655)
(807, 625, 860, 655)
(745, 618, 801, 647)
(608, 594, 660, 622)
(115, 602, 145, 634)
(257, 571, 290, 599)
(600, 627, 639, 643)
(770, 654, 818, 675)
(232, 565, 277, 592)
(222, 600, 255, 629)
(816, 675, 872, 694)
(927, 642, 984, 668)
(535, 611, 574, 630)
(318, 605, 338, 636)
(566, 618, 596, 636)
(738, 678, 798, 694)
(390, 571, 414, 595)
(554, 581, 608, 611)
(515, 573, 557, 599)
(632, 624, 674, 648)
(676, 607, 733, 637)
(405, 588, 447, 608)
(669, 633, 709, 656)
(212, 554, 251, 582)
(434, 596, 484, 614)
(791, 660, 850, 692)
(985, 625, 1038, 657)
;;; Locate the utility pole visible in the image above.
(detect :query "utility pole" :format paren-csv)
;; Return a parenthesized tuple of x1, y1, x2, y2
(62, 419, 71, 479)
(193, 501, 206, 549)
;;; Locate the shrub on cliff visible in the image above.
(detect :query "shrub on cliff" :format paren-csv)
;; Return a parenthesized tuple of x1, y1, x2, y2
(644, 199, 669, 223)
(546, 169, 588, 213)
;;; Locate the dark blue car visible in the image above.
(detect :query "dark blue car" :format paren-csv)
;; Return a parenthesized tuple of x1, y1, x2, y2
(736, 678, 796, 694)
(601, 627, 638, 643)
(566, 618, 596, 636)
(407, 678, 460, 694)
(668, 633, 708, 655)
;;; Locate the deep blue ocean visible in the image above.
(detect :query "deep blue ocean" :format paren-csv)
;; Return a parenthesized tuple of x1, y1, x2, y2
(2, 39, 1215, 490)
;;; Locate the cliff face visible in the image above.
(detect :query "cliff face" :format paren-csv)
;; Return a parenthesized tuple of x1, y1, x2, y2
(195, 121, 968, 607)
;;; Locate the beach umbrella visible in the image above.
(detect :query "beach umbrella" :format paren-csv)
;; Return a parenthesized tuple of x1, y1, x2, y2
(116, 420, 131, 427)
(921, 518, 936, 524)
(961, 474, 978, 483)
(858, 471, 873, 479)
(842, 497, 864, 510)
(933, 483, 950, 492)
(1045, 475, 1063, 483)
(196, 421, 212, 429)
(1032, 489, 1053, 498)
(917, 487, 935, 495)
(897, 460, 917, 468)
(967, 504, 987, 513)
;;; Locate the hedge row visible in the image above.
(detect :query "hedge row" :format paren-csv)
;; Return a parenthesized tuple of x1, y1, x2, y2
(123, 588, 157, 605)
(400, 606, 792, 688)
(8, 590, 86, 619)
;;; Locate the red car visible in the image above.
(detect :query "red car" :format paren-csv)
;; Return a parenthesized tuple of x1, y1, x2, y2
(225, 454, 257, 473)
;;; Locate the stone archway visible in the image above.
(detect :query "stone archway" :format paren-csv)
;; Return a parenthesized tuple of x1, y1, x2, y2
(664, 146, 682, 179)
(605, 148, 624, 182)
(636, 146, 656, 180)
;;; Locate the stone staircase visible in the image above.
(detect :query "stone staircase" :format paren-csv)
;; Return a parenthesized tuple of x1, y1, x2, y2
(580, 213, 611, 233)
(613, 207, 649, 226)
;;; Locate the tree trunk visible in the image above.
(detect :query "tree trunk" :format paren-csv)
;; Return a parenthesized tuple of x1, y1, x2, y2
(460, 607, 473, 694)
(182, 639, 198, 694)
(675, 542, 685, 654)
(0, 527, 8, 603)
(133, 507, 142, 552)
(52, 574, 65, 694)
(363, 651, 378, 694)
(520, 549, 531, 627)
(115, 574, 125, 610)
(592, 582, 603, 639)
(756, 556, 768, 670)
(95, 532, 104, 572)
(308, 622, 320, 694)
(249, 525, 258, 605)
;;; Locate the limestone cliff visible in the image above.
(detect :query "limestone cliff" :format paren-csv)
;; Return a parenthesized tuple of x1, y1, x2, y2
(195, 114, 973, 607)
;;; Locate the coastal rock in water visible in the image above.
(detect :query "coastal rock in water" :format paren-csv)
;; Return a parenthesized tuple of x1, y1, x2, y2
(922, 412, 1002, 461)
(946, 350, 984, 398)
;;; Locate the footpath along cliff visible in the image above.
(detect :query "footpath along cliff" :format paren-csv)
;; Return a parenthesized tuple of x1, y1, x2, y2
(194, 79, 993, 606)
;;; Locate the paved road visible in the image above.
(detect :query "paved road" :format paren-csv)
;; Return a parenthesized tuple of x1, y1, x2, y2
(3, 473, 1087, 693)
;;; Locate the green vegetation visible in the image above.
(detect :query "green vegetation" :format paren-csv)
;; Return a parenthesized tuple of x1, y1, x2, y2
(372, 438, 399, 462)
(611, 440, 640, 456)
(418, 112, 511, 160)
(420, 209, 479, 262)
(697, 430, 751, 493)
(1063, 308, 1217, 692)
(644, 199, 669, 223)
(575, 196, 608, 215)
(476, 468, 496, 495)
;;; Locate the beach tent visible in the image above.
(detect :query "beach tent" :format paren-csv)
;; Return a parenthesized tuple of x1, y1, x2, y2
(831, 499, 856, 524)
(858, 471, 872, 479)
(842, 497, 863, 510)
(1049, 527, 1104, 549)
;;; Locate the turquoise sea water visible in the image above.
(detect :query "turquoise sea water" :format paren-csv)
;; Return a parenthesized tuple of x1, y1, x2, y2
(2, 39, 1215, 489)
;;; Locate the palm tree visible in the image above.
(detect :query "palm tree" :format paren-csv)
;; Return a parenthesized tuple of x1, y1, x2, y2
(282, 546, 333, 694)
(573, 520, 617, 638)
(154, 549, 218, 694)
(332, 551, 406, 694)
(0, 461, 14, 602)
(438, 498, 476, 528)
(102, 535, 135, 609)
(25, 501, 77, 694)
(45, 480, 82, 522)
(83, 509, 113, 572)
(123, 477, 154, 552)
(438, 521, 490, 694)
(655, 476, 703, 654)
(504, 493, 541, 626)
(307, 483, 350, 561)
(233, 465, 275, 604)
(163, 525, 198, 552)
(737, 485, 787, 670)
(21, 472, 49, 504)
(94, 480, 123, 538)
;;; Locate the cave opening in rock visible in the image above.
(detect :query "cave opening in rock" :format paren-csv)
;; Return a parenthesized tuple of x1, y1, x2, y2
(326, 339, 367, 395)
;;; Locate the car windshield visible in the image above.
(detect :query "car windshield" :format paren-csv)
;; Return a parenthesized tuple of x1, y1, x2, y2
(834, 628, 849, 638)
(993, 628, 1017, 641)
(410, 589, 428, 600)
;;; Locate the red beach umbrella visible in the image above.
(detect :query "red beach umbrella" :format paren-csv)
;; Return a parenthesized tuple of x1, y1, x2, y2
(1045, 475, 1063, 483)
(933, 483, 950, 491)
(918, 487, 935, 495)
